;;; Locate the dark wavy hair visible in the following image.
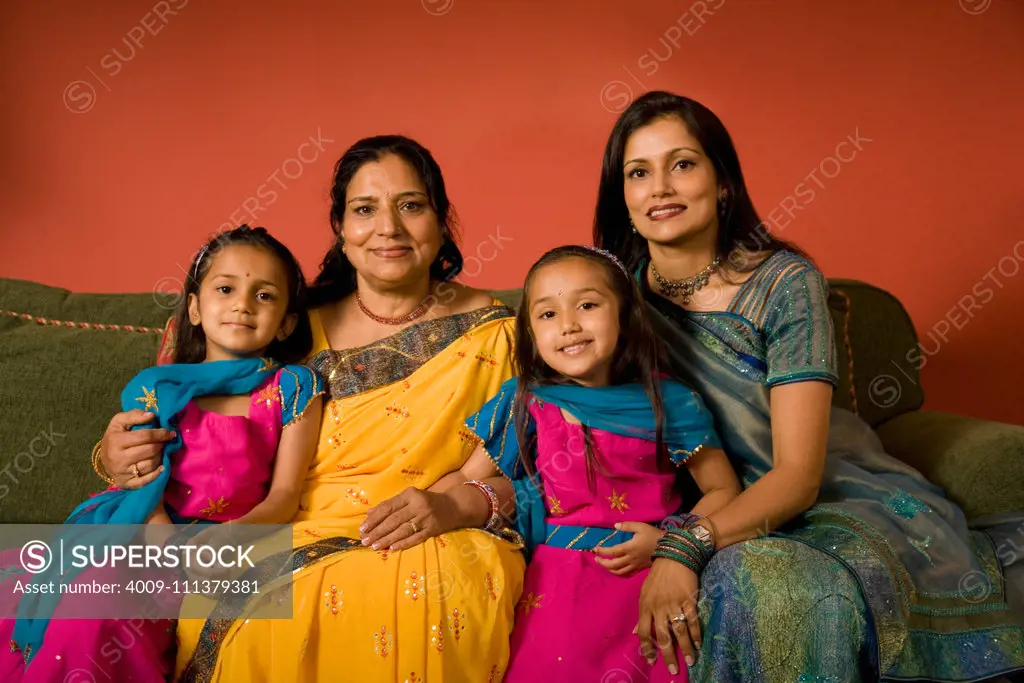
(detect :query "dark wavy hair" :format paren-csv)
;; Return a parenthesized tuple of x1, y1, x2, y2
(307, 135, 464, 307)
(171, 225, 313, 364)
(512, 245, 668, 489)
(593, 90, 807, 273)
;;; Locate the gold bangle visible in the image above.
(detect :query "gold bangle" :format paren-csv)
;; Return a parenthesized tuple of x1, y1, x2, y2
(91, 440, 116, 486)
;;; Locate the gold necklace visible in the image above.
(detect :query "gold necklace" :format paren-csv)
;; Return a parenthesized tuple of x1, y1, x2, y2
(356, 293, 431, 326)
(650, 257, 722, 304)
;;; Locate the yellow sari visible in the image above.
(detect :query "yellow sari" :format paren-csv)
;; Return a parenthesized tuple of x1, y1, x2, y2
(176, 303, 525, 682)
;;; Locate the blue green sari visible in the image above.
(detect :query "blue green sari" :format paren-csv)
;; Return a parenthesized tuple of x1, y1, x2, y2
(643, 251, 1024, 682)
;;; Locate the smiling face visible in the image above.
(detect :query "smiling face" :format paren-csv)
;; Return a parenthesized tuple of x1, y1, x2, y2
(187, 244, 297, 362)
(623, 115, 723, 247)
(527, 257, 622, 387)
(339, 154, 442, 290)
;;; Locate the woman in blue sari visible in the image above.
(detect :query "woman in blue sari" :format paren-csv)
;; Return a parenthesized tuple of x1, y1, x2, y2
(594, 91, 1024, 682)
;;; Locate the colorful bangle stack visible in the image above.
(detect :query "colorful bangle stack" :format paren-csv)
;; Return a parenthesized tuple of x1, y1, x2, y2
(653, 528, 715, 575)
(464, 480, 502, 532)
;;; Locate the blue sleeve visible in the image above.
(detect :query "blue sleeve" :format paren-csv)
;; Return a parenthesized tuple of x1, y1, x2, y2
(278, 364, 325, 427)
(464, 376, 532, 480)
(464, 377, 547, 554)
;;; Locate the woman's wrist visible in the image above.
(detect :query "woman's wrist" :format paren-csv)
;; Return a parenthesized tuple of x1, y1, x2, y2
(92, 440, 116, 486)
(462, 480, 502, 531)
(653, 527, 716, 575)
(443, 485, 490, 530)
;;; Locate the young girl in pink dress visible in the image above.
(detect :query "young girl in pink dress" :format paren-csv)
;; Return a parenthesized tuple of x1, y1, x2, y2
(0, 225, 323, 681)
(421, 245, 742, 682)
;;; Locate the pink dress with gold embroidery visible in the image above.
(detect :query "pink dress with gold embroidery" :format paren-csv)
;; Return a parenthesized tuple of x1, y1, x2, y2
(163, 371, 282, 521)
(504, 399, 688, 683)
(0, 369, 298, 682)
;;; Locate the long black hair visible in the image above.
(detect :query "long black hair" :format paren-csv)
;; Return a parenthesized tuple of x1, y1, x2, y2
(307, 135, 465, 307)
(171, 225, 313, 364)
(512, 245, 667, 490)
(593, 90, 807, 273)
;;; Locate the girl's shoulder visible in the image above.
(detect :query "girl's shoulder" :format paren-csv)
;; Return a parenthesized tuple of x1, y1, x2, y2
(275, 363, 325, 426)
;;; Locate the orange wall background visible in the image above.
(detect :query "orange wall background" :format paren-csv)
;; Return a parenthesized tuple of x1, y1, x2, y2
(1, 0, 1021, 424)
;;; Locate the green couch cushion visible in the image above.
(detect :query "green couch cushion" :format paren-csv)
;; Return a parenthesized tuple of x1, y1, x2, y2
(0, 279, 170, 523)
(828, 279, 925, 428)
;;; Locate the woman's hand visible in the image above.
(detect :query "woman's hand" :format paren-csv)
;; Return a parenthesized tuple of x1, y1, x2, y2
(100, 410, 172, 489)
(593, 522, 664, 576)
(359, 487, 460, 551)
(636, 558, 702, 676)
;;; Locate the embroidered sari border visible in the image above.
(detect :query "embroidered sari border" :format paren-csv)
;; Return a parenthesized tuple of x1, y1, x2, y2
(308, 305, 515, 401)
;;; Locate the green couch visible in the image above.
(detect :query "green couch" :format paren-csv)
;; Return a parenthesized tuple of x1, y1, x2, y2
(1, 276, 1022, 524)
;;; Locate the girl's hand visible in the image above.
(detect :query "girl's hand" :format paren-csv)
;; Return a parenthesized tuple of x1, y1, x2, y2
(593, 522, 664, 576)
(636, 558, 702, 676)
(360, 487, 460, 551)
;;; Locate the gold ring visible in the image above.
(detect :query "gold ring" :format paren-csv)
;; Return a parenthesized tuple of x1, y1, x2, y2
(408, 520, 419, 534)
(670, 613, 688, 624)
(132, 464, 141, 478)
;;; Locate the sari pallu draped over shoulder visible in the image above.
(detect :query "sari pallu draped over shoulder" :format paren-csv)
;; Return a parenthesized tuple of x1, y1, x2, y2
(639, 251, 1024, 682)
(176, 304, 527, 683)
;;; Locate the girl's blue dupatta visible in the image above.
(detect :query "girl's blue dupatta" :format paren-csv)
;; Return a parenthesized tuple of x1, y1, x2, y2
(464, 377, 722, 555)
(13, 357, 279, 664)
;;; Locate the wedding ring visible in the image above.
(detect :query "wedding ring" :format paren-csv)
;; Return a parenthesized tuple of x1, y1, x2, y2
(670, 613, 688, 624)
(408, 520, 419, 534)
(132, 464, 141, 478)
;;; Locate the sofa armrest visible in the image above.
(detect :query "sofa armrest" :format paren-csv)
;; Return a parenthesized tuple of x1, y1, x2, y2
(875, 410, 1024, 519)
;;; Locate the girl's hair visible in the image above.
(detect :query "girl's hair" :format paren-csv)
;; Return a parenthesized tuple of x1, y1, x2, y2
(171, 225, 313, 364)
(593, 90, 808, 273)
(512, 245, 667, 489)
(307, 135, 464, 307)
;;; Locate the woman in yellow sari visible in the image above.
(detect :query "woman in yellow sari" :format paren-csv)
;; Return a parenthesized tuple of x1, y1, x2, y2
(100, 135, 525, 682)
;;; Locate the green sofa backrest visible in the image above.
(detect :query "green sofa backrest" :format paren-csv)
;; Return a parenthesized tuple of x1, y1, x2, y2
(0, 277, 923, 523)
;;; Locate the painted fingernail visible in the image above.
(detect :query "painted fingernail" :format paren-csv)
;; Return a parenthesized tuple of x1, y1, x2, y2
(646, 657, 656, 666)
(632, 625, 638, 635)
(669, 665, 678, 675)
(685, 656, 694, 667)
